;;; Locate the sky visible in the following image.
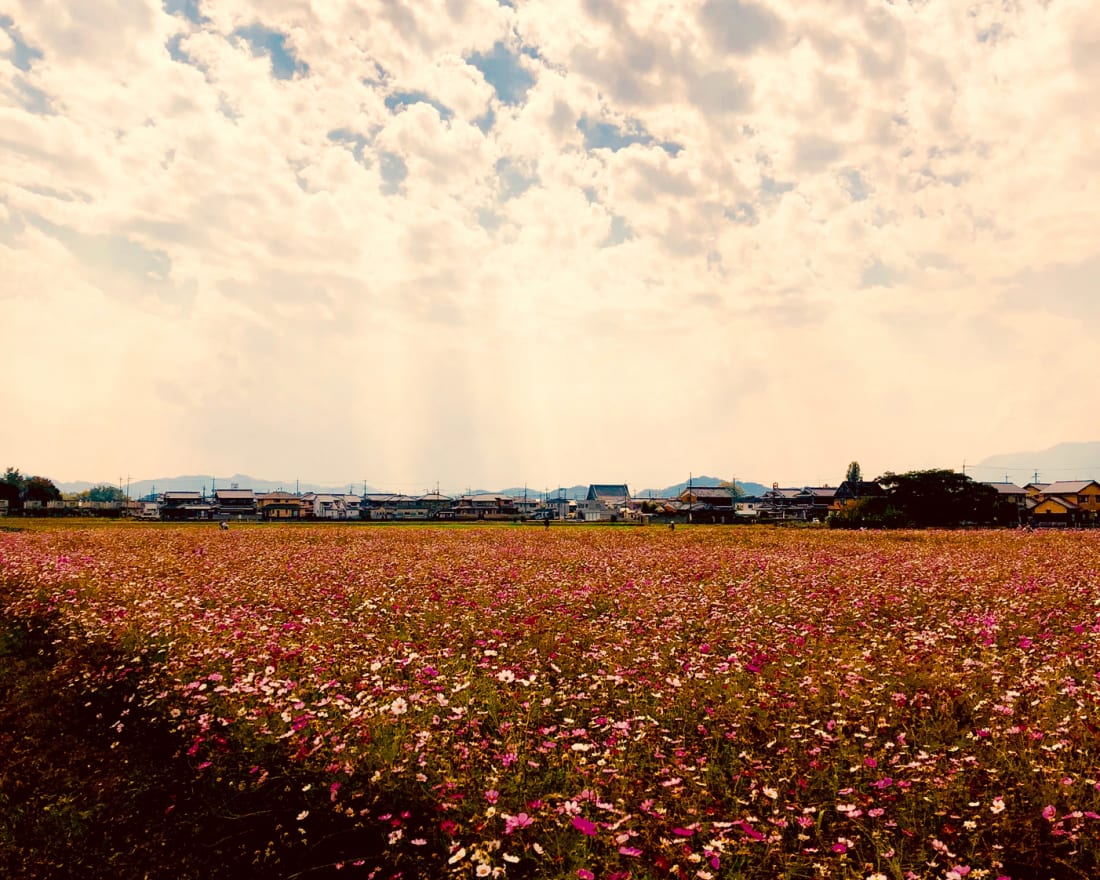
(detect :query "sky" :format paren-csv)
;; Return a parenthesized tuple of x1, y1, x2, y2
(1, 0, 1098, 494)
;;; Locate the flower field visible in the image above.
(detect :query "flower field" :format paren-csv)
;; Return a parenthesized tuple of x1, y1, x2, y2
(1, 523, 1098, 879)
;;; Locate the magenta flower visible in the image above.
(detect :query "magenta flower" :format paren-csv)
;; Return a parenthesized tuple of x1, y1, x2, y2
(572, 816, 598, 836)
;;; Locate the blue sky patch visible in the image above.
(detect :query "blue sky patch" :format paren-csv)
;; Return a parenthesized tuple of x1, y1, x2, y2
(29, 215, 171, 282)
(0, 16, 43, 71)
(165, 34, 195, 66)
(232, 24, 309, 80)
(14, 77, 51, 114)
(577, 116, 682, 156)
(838, 168, 870, 202)
(861, 259, 903, 289)
(724, 202, 758, 225)
(384, 91, 453, 121)
(162, 0, 206, 25)
(328, 129, 369, 163)
(379, 151, 408, 195)
(495, 158, 537, 201)
(475, 106, 496, 134)
(467, 42, 535, 105)
(602, 215, 633, 248)
(760, 175, 795, 200)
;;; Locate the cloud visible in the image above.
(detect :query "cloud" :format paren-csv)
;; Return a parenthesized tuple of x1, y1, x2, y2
(2, 0, 1099, 488)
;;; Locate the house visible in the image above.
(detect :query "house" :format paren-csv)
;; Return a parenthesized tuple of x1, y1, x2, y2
(795, 487, 837, 521)
(678, 486, 738, 523)
(257, 492, 309, 520)
(760, 486, 803, 520)
(1030, 481, 1100, 525)
(983, 482, 1028, 525)
(452, 494, 517, 519)
(545, 494, 576, 520)
(342, 494, 362, 519)
(578, 484, 632, 522)
(735, 496, 763, 518)
(214, 488, 258, 519)
(418, 493, 454, 518)
(309, 494, 348, 520)
(161, 491, 215, 521)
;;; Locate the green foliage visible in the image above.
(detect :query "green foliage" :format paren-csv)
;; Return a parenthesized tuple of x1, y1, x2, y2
(21, 476, 61, 506)
(80, 485, 127, 503)
(827, 495, 906, 529)
(845, 460, 862, 483)
(878, 468, 999, 527)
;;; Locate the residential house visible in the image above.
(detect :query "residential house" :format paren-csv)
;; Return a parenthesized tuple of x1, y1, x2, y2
(342, 494, 362, 519)
(735, 496, 763, 518)
(452, 494, 517, 519)
(257, 492, 309, 520)
(578, 484, 631, 521)
(161, 491, 215, 521)
(794, 487, 837, 521)
(308, 494, 348, 519)
(1030, 481, 1100, 526)
(678, 486, 737, 523)
(214, 488, 258, 519)
(983, 482, 1028, 525)
(418, 493, 454, 518)
(760, 486, 803, 520)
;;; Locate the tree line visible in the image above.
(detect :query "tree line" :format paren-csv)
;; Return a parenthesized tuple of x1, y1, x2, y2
(1, 468, 127, 513)
(830, 466, 1015, 529)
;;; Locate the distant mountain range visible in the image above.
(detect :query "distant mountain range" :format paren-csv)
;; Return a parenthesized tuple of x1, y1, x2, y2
(973, 441, 1100, 483)
(57, 474, 771, 500)
(51, 444, 1100, 501)
(57, 474, 374, 500)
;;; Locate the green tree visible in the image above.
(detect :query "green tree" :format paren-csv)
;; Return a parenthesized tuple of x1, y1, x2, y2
(82, 484, 127, 502)
(0, 480, 18, 511)
(2, 467, 23, 489)
(845, 461, 862, 483)
(21, 476, 62, 507)
(878, 469, 998, 528)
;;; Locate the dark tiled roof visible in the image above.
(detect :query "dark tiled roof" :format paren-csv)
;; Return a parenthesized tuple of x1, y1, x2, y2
(588, 484, 630, 500)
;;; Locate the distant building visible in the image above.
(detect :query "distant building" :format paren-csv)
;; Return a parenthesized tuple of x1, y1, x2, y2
(214, 488, 257, 519)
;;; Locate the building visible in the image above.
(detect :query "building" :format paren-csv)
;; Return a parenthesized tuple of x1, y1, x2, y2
(578, 484, 631, 521)
(161, 491, 215, 521)
(214, 488, 258, 519)
(1029, 481, 1100, 526)
(257, 492, 309, 520)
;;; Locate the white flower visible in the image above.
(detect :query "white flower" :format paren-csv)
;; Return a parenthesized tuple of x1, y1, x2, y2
(990, 796, 1005, 814)
(448, 847, 467, 864)
(390, 697, 408, 716)
(496, 670, 515, 683)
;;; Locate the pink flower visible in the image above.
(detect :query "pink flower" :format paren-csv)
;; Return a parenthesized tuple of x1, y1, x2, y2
(1042, 805, 1057, 821)
(504, 812, 533, 834)
(484, 789, 499, 804)
(572, 816, 598, 836)
(618, 846, 642, 857)
(672, 826, 694, 837)
(577, 871, 595, 880)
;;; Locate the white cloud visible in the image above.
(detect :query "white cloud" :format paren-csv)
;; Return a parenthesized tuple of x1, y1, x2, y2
(2, 0, 1098, 488)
